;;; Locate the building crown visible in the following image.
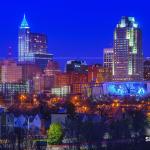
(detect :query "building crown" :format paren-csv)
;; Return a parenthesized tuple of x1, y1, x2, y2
(117, 16, 138, 28)
(20, 14, 29, 29)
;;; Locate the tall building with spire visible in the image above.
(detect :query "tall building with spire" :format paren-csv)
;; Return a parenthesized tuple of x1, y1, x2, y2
(18, 14, 53, 70)
(113, 16, 143, 81)
(18, 14, 33, 62)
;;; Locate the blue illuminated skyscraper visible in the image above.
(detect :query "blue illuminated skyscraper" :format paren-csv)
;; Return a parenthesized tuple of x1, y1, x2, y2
(18, 14, 33, 62)
(113, 16, 143, 81)
(18, 14, 53, 70)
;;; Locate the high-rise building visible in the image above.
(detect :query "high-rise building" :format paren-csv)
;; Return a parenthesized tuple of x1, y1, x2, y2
(103, 48, 113, 69)
(18, 14, 53, 68)
(29, 33, 48, 54)
(144, 58, 150, 80)
(18, 14, 33, 62)
(66, 60, 88, 74)
(113, 16, 143, 81)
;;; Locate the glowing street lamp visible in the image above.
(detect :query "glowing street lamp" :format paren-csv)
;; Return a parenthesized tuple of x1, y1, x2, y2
(112, 99, 120, 108)
(19, 94, 27, 103)
(81, 105, 89, 113)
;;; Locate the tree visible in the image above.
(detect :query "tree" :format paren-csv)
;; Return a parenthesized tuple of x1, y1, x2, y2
(81, 116, 105, 150)
(47, 123, 63, 145)
(129, 110, 148, 138)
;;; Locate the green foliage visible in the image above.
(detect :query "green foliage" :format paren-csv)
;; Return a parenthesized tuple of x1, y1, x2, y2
(47, 123, 63, 145)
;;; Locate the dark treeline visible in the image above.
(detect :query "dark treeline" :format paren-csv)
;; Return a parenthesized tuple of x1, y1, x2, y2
(63, 102, 150, 150)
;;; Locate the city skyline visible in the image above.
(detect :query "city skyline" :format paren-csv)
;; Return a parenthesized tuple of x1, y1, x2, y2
(0, 0, 150, 64)
(0, 2, 150, 149)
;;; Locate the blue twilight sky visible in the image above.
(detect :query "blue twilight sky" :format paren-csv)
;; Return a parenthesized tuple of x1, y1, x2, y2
(0, 0, 150, 69)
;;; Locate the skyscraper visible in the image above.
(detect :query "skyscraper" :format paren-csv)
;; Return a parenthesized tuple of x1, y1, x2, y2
(29, 33, 48, 54)
(113, 16, 143, 81)
(18, 14, 33, 62)
(103, 48, 113, 69)
(18, 14, 53, 69)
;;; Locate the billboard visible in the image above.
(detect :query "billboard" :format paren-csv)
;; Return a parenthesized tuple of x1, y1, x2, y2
(103, 82, 148, 96)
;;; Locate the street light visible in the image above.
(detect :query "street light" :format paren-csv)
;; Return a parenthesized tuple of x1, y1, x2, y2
(19, 94, 27, 103)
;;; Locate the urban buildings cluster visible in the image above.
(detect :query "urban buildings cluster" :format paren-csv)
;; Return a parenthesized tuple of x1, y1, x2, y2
(0, 15, 150, 100)
(0, 14, 150, 150)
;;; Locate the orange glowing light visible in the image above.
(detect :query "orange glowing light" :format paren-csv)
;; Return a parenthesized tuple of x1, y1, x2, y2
(97, 104, 101, 109)
(81, 105, 89, 113)
(33, 98, 37, 103)
(19, 94, 27, 102)
(74, 96, 78, 100)
(113, 99, 119, 103)
(71, 95, 81, 107)
(147, 112, 150, 117)
(112, 103, 115, 107)
(138, 104, 142, 109)
(112, 102, 120, 108)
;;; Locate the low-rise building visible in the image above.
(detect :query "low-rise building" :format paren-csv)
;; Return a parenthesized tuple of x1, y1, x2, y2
(51, 86, 71, 96)
(1, 60, 22, 83)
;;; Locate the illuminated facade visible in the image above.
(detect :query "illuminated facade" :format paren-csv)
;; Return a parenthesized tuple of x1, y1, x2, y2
(1, 60, 22, 83)
(55, 73, 70, 87)
(33, 74, 54, 93)
(18, 15, 53, 66)
(103, 48, 113, 69)
(51, 86, 70, 96)
(0, 83, 30, 98)
(29, 33, 48, 54)
(71, 83, 89, 95)
(33, 74, 44, 93)
(113, 16, 143, 81)
(103, 82, 148, 96)
(18, 14, 33, 62)
(88, 64, 112, 83)
(55, 72, 88, 87)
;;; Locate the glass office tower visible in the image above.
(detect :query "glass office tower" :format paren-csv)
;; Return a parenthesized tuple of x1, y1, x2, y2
(113, 16, 143, 81)
(18, 14, 33, 62)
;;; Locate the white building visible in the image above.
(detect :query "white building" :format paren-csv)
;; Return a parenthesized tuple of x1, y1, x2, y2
(51, 86, 71, 96)
(103, 48, 113, 69)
